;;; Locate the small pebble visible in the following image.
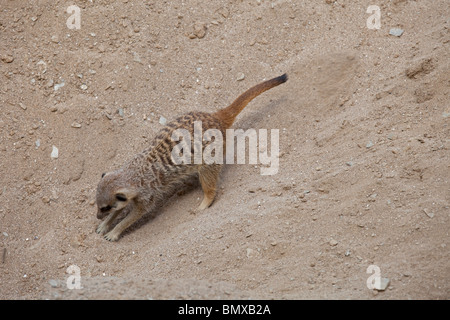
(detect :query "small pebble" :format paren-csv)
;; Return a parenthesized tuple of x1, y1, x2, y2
(51, 146, 59, 159)
(48, 279, 59, 288)
(54, 81, 65, 91)
(236, 73, 245, 81)
(329, 239, 338, 246)
(193, 22, 207, 39)
(1, 54, 14, 63)
(374, 277, 390, 291)
(246, 248, 256, 258)
(423, 208, 434, 218)
(159, 116, 167, 125)
(389, 28, 404, 37)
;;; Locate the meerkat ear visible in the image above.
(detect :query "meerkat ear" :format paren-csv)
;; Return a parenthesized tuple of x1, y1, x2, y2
(115, 188, 138, 201)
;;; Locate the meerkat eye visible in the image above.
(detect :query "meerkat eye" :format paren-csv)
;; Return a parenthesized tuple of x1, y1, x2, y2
(116, 194, 127, 202)
(101, 172, 106, 178)
(100, 205, 112, 213)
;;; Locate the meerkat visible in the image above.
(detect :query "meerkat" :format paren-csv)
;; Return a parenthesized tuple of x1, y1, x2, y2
(96, 73, 288, 241)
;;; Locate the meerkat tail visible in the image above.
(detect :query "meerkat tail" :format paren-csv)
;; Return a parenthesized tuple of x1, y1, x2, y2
(214, 73, 288, 128)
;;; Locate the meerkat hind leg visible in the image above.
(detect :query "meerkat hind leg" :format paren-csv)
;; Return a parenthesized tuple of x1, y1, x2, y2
(197, 165, 222, 210)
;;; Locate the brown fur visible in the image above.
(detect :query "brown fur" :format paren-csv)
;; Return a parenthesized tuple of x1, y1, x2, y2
(96, 74, 287, 241)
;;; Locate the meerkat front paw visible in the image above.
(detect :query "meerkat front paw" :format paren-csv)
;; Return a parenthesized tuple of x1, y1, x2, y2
(104, 231, 120, 242)
(96, 222, 110, 235)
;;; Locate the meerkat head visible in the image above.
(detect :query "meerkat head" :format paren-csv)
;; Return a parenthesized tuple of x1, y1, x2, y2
(96, 171, 138, 219)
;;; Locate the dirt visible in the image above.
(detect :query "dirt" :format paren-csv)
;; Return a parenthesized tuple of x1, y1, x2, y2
(0, 0, 449, 300)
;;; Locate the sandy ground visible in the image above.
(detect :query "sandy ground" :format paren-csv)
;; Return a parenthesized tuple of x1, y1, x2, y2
(0, 0, 449, 300)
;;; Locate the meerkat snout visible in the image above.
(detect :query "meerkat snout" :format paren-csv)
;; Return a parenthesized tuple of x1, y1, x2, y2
(95, 170, 147, 241)
(95, 172, 138, 219)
